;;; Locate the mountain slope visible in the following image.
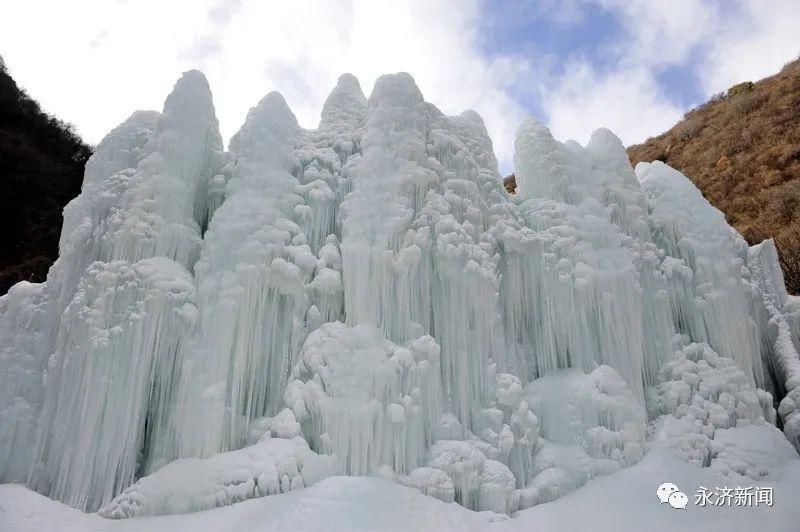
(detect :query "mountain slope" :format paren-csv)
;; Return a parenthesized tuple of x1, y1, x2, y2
(0, 58, 92, 294)
(628, 58, 800, 294)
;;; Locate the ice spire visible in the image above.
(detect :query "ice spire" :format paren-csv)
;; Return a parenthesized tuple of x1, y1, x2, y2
(499, 119, 648, 404)
(319, 73, 367, 133)
(513, 119, 580, 203)
(106, 70, 223, 266)
(81, 110, 161, 191)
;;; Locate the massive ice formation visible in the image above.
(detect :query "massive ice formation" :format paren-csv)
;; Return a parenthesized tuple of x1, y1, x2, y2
(0, 69, 798, 517)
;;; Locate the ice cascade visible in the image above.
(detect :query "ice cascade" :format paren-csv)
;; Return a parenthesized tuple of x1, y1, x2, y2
(0, 70, 797, 517)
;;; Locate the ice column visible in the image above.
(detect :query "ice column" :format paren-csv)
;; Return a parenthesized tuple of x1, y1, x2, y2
(637, 161, 764, 387)
(418, 110, 504, 432)
(161, 92, 307, 461)
(27, 71, 222, 511)
(747, 240, 800, 450)
(341, 73, 437, 342)
(29, 260, 197, 511)
(0, 111, 160, 484)
(498, 120, 647, 403)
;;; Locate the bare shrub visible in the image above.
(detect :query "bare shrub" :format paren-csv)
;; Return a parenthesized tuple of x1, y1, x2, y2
(776, 228, 800, 295)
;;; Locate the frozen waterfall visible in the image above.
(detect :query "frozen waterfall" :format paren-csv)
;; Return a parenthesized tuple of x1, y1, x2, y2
(0, 69, 797, 517)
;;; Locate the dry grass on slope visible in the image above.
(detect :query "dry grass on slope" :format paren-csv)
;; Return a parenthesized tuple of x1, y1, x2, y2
(629, 58, 800, 294)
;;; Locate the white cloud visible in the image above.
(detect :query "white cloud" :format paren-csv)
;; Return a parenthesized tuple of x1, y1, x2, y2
(0, 0, 798, 172)
(534, 0, 718, 146)
(700, 0, 800, 94)
(542, 62, 684, 145)
(0, 0, 529, 172)
(597, 0, 718, 67)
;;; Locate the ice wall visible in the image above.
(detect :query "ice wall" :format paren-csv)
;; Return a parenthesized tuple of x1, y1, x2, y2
(1, 69, 797, 517)
(747, 240, 800, 450)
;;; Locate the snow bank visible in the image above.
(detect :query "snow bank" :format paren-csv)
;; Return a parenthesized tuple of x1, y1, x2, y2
(99, 436, 336, 518)
(5, 446, 800, 532)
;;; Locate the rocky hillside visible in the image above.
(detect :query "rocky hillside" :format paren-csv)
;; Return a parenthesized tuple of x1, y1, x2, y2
(629, 58, 800, 294)
(0, 58, 92, 294)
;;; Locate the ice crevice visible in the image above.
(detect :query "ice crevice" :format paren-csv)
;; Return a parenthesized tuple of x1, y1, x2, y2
(0, 69, 798, 518)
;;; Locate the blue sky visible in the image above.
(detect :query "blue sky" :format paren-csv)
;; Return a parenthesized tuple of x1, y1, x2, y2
(478, 0, 629, 114)
(479, 1, 710, 111)
(1, 0, 798, 174)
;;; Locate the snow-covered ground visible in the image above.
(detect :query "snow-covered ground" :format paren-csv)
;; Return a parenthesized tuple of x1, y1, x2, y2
(3, 444, 799, 532)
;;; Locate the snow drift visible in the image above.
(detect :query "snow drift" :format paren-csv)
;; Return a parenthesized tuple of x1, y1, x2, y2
(0, 70, 798, 522)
